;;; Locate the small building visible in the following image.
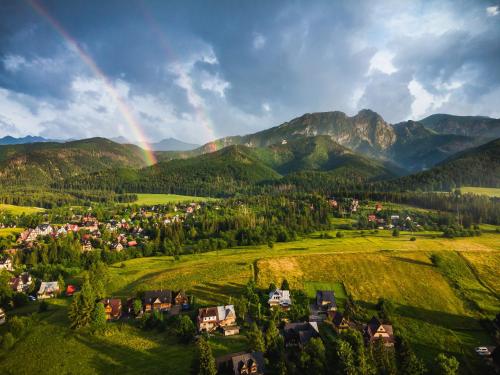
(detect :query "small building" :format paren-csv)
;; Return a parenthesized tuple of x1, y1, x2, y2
(37, 281, 60, 299)
(173, 290, 189, 308)
(33, 224, 53, 237)
(0, 308, 5, 325)
(127, 240, 137, 247)
(268, 289, 291, 309)
(81, 240, 93, 252)
(222, 325, 240, 336)
(364, 316, 394, 346)
(110, 243, 124, 252)
(101, 298, 122, 320)
(10, 272, 32, 293)
(143, 290, 172, 312)
(0, 257, 13, 271)
(316, 290, 337, 313)
(284, 321, 320, 347)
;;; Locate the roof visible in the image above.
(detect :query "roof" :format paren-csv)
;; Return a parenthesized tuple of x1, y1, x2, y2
(143, 290, 172, 304)
(198, 306, 218, 319)
(284, 322, 320, 345)
(332, 311, 347, 326)
(317, 290, 335, 303)
(38, 281, 59, 294)
(268, 289, 291, 305)
(217, 305, 235, 320)
(231, 352, 265, 375)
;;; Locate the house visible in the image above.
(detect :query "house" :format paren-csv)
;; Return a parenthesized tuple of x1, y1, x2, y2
(0, 308, 5, 325)
(101, 298, 122, 320)
(10, 272, 32, 293)
(284, 322, 320, 347)
(143, 290, 172, 312)
(197, 305, 237, 332)
(217, 351, 265, 375)
(0, 257, 13, 271)
(364, 316, 394, 346)
(316, 290, 337, 313)
(173, 290, 189, 307)
(330, 311, 350, 332)
(33, 224, 53, 237)
(368, 214, 377, 222)
(127, 240, 137, 247)
(231, 352, 265, 375)
(81, 240, 93, 252)
(110, 243, 124, 252)
(66, 284, 76, 296)
(268, 289, 291, 309)
(375, 203, 383, 211)
(37, 281, 60, 299)
(18, 229, 37, 243)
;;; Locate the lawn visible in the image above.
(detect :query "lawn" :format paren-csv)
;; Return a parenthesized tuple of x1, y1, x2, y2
(0, 204, 44, 215)
(128, 193, 214, 205)
(1, 229, 499, 374)
(459, 186, 500, 197)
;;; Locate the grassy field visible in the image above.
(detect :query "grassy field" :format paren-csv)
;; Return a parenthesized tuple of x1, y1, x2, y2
(0, 204, 44, 215)
(0, 227, 23, 238)
(459, 186, 500, 197)
(129, 193, 214, 205)
(1, 229, 499, 374)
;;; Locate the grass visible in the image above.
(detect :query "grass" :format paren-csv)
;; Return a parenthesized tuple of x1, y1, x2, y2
(2, 229, 499, 374)
(459, 186, 500, 197)
(0, 204, 44, 215)
(0, 227, 23, 238)
(128, 193, 214, 205)
(303, 281, 347, 308)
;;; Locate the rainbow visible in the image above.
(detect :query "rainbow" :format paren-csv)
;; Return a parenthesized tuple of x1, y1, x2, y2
(27, 0, 157, 165)
(139, 3, 216, 142)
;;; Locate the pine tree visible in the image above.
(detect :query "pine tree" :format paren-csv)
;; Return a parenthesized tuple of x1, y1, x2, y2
(265, 320, 280, 351)
(435, 353, 459, 375)
(92, 302, 107, 332)
(247, 322, 265, 352)
(197, 337, 217, 375)
(68, 276, 96, 329)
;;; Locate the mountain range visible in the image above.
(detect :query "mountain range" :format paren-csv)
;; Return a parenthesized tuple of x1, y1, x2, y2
(0, 110, 498, 193)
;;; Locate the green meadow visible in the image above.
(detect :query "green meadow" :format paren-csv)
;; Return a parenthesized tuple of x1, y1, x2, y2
(459, 186, 500, 197)
(1, 229, 499, 374)
(0, 204, 44, 215)
(128, 193, 214, 205)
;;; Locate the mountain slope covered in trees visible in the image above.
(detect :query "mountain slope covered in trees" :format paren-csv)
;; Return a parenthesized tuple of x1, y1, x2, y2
(0, 138, 151, 186)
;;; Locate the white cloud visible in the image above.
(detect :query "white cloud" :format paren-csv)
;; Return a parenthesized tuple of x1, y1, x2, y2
(262, 102, 271, 112)
(408, 79, 450, 119)
(3, 55, 27, 72)
(200, 73, 231, 98)
(253, 33, 266, 49)
(368, 50, 397, 75)
(486, 6, 499, 16)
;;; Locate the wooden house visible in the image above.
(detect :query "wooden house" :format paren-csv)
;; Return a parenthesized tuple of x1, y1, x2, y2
(0, 308, 5, 325)
(330, 311, 350, 332)
(217, 351, 265, 375)
(0, 257, 13, 271)
(110, 243, 124, 252)
(143, 290, 172, 312)
(283, 322, 320, 347)
(197, 305, 237, 333)
(101, 298, 122, 320)
(316, 290, 337, 313)
(10, 272, 32, 293)
(173, 290, 189, 306)
(363, 316, 394, 346)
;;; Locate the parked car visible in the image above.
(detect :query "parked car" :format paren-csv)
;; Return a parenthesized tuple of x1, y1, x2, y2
(475, 347, 491, 356)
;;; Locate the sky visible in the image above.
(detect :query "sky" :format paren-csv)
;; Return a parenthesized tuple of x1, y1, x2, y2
(0, 0, 499, 145)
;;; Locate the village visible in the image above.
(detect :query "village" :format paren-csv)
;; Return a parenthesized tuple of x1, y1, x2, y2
(0, 197, 496, 374)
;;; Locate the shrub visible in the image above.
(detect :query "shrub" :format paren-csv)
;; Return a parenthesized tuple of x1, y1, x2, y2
(2, 332, 15, 350)
(410, 237, 416, 241)
(336, 231, 344, 238)
(39, 300, 49, 313)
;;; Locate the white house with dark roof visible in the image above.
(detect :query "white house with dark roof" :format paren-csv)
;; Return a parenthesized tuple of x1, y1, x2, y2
(268, 289, 291, 308)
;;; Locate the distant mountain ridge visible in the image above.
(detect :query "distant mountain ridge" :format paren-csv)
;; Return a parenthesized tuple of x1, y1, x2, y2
(0, 135, 63, 145)
(111, 136, 199, 151)
(419, 114, 500, 139)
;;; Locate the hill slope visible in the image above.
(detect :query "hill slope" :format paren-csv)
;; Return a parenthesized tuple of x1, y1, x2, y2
(382, 138, 500, 191)
(0, 138, 151, 186)
(419, 114, 500, 139)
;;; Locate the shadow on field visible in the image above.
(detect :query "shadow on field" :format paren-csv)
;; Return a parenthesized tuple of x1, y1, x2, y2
(191, 282, 244, 305)
(113, 270, 171, 296)
(75, 333, 195, 374)
(395, 304, 482, 330)
(390, 256, 434, 267)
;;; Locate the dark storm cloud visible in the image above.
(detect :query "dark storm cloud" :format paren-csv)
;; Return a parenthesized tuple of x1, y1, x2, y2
(0, 0, 498, 142)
